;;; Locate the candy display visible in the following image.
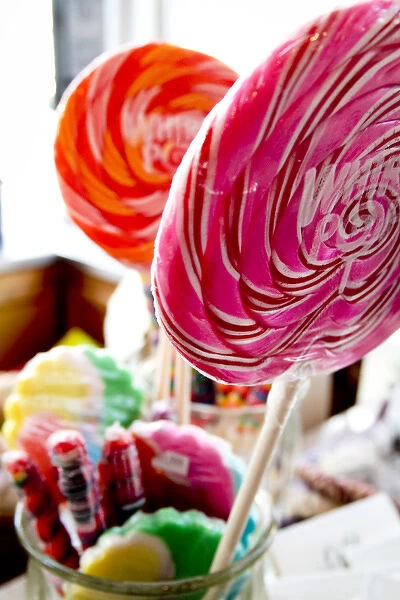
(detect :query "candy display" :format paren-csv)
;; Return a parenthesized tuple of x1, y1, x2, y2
(2, 345, 143, 449)
(5, 416, 267, 599)
(54, 42, 237, 273)
(74, 507, 245, 586)
(131, 420, 254, 528)
(99, 423, 145, 526)
(49, 430, 107, 549)
(215, 383, 270, 407)
(4, 450, 79, 568)
(152, 0, 400, 386)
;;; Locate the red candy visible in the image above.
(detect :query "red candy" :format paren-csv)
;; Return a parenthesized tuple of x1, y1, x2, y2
(4, 451, 79, 568)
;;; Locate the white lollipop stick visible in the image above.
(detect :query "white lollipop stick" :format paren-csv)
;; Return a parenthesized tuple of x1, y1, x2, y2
(154, 329, 174, 402)
(174, 353, 192, 426)
(203, 378, 301, 600)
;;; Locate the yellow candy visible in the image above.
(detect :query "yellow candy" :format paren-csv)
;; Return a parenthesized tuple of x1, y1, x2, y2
(69, 532, 175, 600)
(2, 347, 103, 448)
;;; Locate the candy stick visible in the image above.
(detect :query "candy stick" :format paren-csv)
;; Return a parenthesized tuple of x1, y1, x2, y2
(295, 463, 400, 512)
(99, 423, 145, 526)
(203, 380, 300, 600)
(174, 353, 192, 426)
(3, 450, 79, 567)
(155, 328, 174, 403)
(48, 430, 106, 549)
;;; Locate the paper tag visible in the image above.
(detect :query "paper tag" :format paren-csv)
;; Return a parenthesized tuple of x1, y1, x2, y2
(266, 567, 400, 600)
(152, 452, 190, 478)
(270, 493, 400, 577)
(344, 534, 400, 569)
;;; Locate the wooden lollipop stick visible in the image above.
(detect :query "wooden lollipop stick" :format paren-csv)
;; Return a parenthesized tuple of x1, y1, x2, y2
(203, 379, 301, 600)
(154, 329, 174, 402)
(174, 352, 192, 426)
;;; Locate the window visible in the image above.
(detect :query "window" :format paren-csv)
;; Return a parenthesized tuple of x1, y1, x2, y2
(0, 0, 339, 261)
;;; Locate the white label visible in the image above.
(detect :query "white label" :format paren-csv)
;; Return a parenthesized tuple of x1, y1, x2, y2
(266, 567, 400, 600)
(152, 452, 190, 479)
(270, 493, 400, 577)
(344, 534, 400, 569)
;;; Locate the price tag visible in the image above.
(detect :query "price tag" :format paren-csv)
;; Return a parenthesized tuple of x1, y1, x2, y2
(152, 451, 190, 479)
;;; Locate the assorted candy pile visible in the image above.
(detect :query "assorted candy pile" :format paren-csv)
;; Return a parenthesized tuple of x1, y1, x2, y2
(4, 417, 259, 595)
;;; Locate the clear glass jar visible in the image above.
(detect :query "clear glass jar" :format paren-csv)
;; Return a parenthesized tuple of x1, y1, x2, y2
(15, 494, 275, 600)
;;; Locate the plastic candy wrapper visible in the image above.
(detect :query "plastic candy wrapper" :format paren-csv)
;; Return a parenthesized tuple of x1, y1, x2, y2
(152, 0, 400, 386)
(18, 413, 67, 504)
(130, 420, 257, 541)
(4, 450, 80, 568)
(2, 346, 144, 462)
(49, 430, 107, 549)
(54, 42, 237, 273)
(99, 423, 145, 526)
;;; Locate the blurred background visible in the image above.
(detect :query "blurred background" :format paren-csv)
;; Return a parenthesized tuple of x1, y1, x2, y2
(0, 1, 399, 594)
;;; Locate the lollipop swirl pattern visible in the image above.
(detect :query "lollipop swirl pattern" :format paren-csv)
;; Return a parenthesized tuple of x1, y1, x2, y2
(153, 0, 400, 384)
(55, 43, 237, 271)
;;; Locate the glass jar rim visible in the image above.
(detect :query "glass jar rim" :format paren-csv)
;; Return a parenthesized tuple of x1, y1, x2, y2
(15, 495, 276, 597)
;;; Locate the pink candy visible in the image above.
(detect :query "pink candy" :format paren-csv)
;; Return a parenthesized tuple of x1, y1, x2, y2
(153, 0, 400, 384)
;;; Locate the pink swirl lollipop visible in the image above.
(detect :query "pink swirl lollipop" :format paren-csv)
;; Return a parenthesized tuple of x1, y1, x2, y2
(153, 0, 400, 385)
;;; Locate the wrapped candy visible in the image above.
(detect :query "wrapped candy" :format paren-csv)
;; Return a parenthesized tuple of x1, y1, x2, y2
(17, 413, 66, 504)
(49, 430, 106, 549)
(4, 450, 79, 568)
(99, 423, 145, 526)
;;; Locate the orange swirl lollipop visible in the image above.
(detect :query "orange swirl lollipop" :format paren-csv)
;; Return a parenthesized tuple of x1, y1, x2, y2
(54, 43, 237, 272)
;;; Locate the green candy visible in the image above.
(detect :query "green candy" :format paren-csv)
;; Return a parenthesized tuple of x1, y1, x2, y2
(83, 346, 143, 428)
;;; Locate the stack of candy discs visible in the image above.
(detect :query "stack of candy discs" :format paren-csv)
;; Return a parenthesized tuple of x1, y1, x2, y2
(2, 345, 144, 449)
(73, 507, 245, 587)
